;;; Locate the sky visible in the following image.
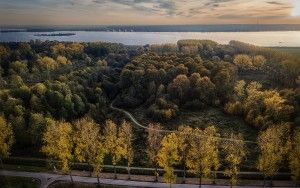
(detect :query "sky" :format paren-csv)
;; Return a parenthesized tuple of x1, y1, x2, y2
(0, 0, 300, 25)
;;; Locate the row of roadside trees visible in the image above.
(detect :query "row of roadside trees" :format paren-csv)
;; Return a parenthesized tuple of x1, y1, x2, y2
(0, 115, 299, 187)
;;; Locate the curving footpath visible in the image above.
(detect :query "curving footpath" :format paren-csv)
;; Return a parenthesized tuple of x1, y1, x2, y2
(110, 101, 172, 133)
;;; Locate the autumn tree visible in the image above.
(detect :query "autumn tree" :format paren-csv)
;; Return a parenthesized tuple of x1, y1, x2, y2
(0, 115, 14, 168)
(186, 126, 220, 187)
(118, 120, 134, 180)
(42, 119, 74, 181)
(252, 55, 266, 70)
(103, 120, 121, 179)
(257, 124, 290, 186)
(222, 133, 246, 187)
(38, 56, 57, 78)
(74, 117, 106, 178)
(147, 123, 164, 182)
(56, 55, 71, 65)
(39, 56, 57, 71)
(177, 125, 193, 183)
(288, 129, 300, 187)
(157, 133, 181, 188)
(233, 54, 253, 71)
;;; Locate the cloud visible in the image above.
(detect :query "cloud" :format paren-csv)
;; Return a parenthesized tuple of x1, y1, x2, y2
(91, 0, 177, 15)
(267, 1, 284, 5)
(0, 0, 298, 25)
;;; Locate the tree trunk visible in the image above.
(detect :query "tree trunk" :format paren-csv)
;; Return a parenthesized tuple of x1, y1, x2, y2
(97, 174, 100, 185)
(183, 166, 186, 184)
(69, 170, 74, 183)
(0, 157, 4, 169)
(270, 177, 273, 187)
(155, 166, 158, 182)
(128, 165, 131, 180)
(89, 163, 92, 177)
(199, 176, 202, 188)
(114, 165, 117, 179)
(212, 172, 216, 185)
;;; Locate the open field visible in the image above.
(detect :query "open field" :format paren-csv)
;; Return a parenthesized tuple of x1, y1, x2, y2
(0, 176, 40, 188)
(271, 47, 300, 58)
(131, 107, 257, 141)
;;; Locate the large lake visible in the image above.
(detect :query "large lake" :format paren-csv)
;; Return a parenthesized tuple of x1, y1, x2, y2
(1, 31, 300, 47)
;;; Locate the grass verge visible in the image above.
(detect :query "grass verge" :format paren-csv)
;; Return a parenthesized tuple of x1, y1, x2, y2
(0, 176, 40, 188)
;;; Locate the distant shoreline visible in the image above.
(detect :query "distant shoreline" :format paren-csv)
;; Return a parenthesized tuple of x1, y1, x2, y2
(34, 33, 76, 37)
(2, 24, 300, 33)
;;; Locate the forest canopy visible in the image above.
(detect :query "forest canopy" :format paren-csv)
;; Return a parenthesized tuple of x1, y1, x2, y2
(0, 40, 299, 185)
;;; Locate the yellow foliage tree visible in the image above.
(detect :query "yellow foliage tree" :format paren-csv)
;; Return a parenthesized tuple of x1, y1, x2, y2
(39, 56, 57, 71)
(177, 125, 193, 183)
(257, 124, 290, 186)
(0, 115, 14, 168)
(147, 123, 164, 182)
(186, 126, 220, 187)
(41, 119, 73, 180)
(118, 120, 134, 179)
(252, 55, 266, 70)
(73, 117, 106, 180)
(56, 55, 71, 65)
(222, 133, 246, 187)
(233, 54, 253, 71)
(51, 43, 66, 55)
(103, 119, 121, 179)
(157, 133, 181, 188)
(289, 130, 300, 186)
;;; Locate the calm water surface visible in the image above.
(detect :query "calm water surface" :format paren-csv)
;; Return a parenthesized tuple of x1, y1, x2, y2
(1, 31, 300, 46)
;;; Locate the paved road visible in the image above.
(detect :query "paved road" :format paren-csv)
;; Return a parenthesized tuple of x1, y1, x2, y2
(0, 170, 291, 188)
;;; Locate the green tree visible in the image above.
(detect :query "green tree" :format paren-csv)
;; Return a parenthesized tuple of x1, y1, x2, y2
(222, 133, 246, 187)
(28, 113, 46, 146)
(10, 75, 24, 88)
(9, 60, 28, 75)
(118, 120, 134, 180)
(147, 123, 164, 182)
(167, 74, 190, 103)
(42, 119, 74, 181)
(0, 115, 14, 169)
(157, 133, 181, 188)
(186, 126, 220, 188)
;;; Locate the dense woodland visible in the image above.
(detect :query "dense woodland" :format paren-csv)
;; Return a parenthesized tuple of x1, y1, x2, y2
(0, 39, 299, 186)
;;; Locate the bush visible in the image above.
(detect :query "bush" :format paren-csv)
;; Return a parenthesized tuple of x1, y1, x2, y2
(224, 101, 243, 115)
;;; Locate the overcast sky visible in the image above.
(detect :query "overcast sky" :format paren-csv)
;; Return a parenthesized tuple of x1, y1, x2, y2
(0, 0, 299, 25)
